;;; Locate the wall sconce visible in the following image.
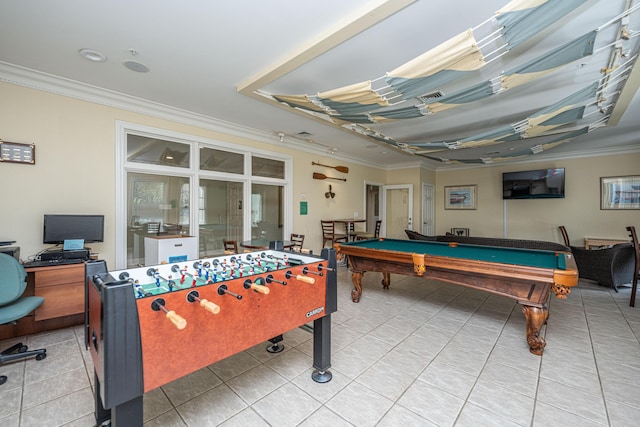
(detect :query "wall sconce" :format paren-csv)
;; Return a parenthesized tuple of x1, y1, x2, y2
(324, 185, 335, 199)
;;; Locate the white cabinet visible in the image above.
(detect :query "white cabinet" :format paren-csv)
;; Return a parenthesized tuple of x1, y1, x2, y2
(144, 235, 198, 265)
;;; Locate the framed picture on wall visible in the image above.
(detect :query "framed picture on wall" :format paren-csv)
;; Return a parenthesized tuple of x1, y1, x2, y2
(444, 185, 477, 210)
(600, 175, 640, 209)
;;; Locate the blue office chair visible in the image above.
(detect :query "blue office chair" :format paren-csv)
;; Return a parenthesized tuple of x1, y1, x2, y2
(0, 253, 47, 385)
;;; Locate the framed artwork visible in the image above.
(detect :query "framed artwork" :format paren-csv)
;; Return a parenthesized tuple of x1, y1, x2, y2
(600, 176, 640, 209)
(444, 185, 477, 210)
(451, 228, 469, 237)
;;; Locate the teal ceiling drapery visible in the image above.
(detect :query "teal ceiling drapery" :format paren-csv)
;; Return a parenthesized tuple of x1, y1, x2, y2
(496, 0, 589, 49)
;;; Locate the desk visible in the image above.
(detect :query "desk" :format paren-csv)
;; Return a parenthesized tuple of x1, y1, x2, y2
(2, 263, 85, 340)
(335, 238, 578, 355)
(584, 237, 629, 249)
(240, 239, 294, 250)
(332, 218, 366, 241)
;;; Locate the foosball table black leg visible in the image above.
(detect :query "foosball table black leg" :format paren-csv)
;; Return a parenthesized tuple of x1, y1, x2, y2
(311, 314, 332, 383)
(266, 334, 284, 353)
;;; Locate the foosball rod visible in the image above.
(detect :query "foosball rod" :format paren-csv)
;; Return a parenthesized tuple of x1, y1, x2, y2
(186, 290, 220, 314)
(151, 298, 187, 330)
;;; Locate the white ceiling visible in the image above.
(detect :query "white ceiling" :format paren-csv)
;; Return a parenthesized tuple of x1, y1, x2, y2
(1, 0, 639, 169)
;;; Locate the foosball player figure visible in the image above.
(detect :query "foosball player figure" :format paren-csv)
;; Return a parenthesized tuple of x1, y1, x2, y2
(153, 270, 161, 287)
(135, 280, 144, 298)
(180, 266, 188, 284)
(167, 277, 176, 292)
(195, 261, 204, 277)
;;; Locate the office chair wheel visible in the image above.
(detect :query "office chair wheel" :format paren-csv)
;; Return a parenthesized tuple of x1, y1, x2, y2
(35, 352, 47, 361)
(0, 375, 7, 385)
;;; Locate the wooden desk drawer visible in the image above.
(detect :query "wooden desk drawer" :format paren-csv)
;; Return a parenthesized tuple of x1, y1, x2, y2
(31, 263, 84, 287)
(35, 281, 84, 321)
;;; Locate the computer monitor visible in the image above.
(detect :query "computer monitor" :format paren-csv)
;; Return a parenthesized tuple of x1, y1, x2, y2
(43, 214, 104, 244)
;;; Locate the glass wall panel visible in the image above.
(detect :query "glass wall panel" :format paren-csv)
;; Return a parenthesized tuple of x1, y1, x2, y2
(127, 134, 190, 168)
(200, 147, 244, 174)
(126, 173, 189, 267)
(252, 156, 285, 179)
(251, 184, 284, 241)
(198, 179, 244, 257)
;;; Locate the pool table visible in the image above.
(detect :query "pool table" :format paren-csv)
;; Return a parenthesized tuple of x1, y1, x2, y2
(334, 238, 578, 355)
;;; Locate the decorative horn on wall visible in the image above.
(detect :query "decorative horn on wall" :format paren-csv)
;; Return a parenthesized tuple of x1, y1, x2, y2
(324, 185, 335, 199)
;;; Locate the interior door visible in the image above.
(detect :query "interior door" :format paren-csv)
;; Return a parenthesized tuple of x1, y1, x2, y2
(421, 183, 435, 235)
(382, 184, 413, 239)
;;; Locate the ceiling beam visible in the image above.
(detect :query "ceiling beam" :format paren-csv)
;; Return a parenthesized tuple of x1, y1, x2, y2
(237, 0, 417, 94)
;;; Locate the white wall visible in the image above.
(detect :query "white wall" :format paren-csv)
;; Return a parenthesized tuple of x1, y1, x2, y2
(435, 154, 640, 245)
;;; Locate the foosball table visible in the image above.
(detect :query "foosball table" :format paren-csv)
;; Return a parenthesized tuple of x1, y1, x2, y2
(85, 247, 337, 426)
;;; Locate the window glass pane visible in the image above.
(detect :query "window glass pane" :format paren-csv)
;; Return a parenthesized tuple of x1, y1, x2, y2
(198, 179, 244, 257)
(127, 134, 190, 168)
(200, 147, 244, 174)
(126, 173, 189, 267)
(251, 184, 283, 241)
(252, 156, 285, 179)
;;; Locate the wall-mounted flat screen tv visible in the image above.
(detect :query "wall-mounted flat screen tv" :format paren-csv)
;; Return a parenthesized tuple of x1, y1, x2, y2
(502, 168, 565, 199)
(43, 214, 105, 244)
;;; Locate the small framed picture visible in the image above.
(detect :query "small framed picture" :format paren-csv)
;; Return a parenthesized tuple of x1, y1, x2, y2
(451, 228, 469, 237)
(600, 176, 640, 210)
(444, 185, 477, 210)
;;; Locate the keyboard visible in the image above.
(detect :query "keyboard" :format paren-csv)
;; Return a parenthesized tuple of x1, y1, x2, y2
(22, 258, 85, 268)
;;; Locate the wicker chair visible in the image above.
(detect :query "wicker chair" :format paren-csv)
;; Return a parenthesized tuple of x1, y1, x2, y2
(559, 226, 635, 292)
(627, 226, 639, 306)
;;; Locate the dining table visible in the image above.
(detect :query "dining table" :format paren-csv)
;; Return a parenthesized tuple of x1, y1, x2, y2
(332, 218, 366, 241)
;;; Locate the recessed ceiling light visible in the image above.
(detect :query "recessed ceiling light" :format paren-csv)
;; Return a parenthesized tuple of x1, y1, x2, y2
(124, 60, 150, 73)
(79, 48, 107, 62)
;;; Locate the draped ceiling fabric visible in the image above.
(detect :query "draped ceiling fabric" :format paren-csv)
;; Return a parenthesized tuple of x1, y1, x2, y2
(317, 81, 389, 115)
(272, 94, 325, 113)
(501, 30, 597, 89)
(496, 0, 589, 49)
(265, 0, 620, 164)
(385, 30, 485, 100)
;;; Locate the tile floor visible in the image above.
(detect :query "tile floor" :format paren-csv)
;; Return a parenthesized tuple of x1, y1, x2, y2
(1, 266, 640, 426)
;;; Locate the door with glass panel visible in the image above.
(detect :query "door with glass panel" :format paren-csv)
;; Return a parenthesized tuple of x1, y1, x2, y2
(251, 183, 284, 241)
(198, 179, 243, 257)
(126, 173, 190, 267)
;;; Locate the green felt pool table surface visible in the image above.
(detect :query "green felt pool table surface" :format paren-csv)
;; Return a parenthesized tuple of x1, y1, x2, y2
(342, 238, 568, 270)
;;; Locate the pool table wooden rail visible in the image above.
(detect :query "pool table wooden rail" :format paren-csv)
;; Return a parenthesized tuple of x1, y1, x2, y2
(334, 240, 578, 355)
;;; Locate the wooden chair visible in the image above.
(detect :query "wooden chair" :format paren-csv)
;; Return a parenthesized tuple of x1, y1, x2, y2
(321, 220, 347, 248)
(356, 220, 382, 240)
(223, 239, 238, 254)
(627, 226, 639, 307)
(559, 225, 571, 247)
(290, 233, 305, 252)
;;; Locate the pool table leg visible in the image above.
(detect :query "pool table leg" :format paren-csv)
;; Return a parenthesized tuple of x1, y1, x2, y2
(521, 304, 549, 355)
(351, 271, 363, 302)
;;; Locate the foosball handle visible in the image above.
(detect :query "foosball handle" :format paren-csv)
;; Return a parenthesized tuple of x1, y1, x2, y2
(200, 298, 221, 314)
(250, 283, 270, 294)
(166, 310, 187, 330)
(296, 275, 315, 284)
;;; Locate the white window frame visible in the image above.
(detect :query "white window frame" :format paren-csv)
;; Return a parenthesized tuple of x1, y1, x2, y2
(115, 121, 292, 269)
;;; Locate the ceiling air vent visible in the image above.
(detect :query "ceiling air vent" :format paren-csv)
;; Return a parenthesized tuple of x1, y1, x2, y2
(417, 91, 444, 103)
